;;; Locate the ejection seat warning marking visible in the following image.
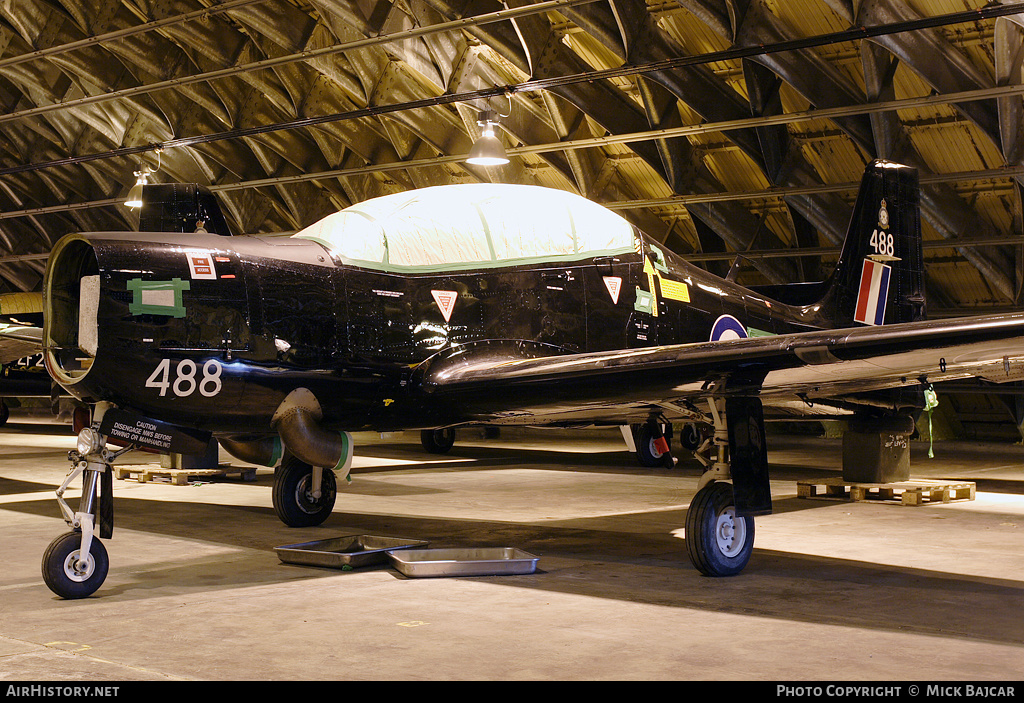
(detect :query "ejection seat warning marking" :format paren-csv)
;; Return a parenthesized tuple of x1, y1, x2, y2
(127, 278, 189, 318)
(185, 250, 217, 279)
(431, 290, 457, 322)
(603, 276, 622, 304)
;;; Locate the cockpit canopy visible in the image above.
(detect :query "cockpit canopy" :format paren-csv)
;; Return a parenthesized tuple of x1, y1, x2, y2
(293, 183, 638, 272)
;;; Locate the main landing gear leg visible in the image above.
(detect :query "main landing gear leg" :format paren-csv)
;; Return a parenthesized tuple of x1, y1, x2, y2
(269, 389, 352, 528)
(42, 423, 129, 599)
(684, 398, 757, 577)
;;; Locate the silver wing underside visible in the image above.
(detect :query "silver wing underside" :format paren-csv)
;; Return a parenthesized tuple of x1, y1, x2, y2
(0, 325, 42, 365)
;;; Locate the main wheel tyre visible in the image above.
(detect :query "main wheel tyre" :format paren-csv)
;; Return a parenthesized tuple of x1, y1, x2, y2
(634, 423, 670, 467)
(421, 428, 455, 454)
(684, 482, 754, 577)
(273, 456, 337, 527)
(42, 531, 109, 599)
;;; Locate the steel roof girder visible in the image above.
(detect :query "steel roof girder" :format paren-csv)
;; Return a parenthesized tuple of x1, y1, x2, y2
(855, 0, 1001, 146)
(994, 15, 1024, 181)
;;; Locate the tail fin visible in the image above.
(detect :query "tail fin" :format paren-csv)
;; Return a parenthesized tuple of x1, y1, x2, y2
(138, 183, 234, 237)
(821, 160, 926, 326)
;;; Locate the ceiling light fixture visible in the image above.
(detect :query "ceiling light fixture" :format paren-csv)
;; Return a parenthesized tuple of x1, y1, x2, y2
(124, 148, 162, 208)
(123, 166, 151, 208)
(466, 110, 509, 167)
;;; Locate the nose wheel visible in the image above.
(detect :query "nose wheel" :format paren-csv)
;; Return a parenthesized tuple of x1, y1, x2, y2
(42, 531, 109, 599)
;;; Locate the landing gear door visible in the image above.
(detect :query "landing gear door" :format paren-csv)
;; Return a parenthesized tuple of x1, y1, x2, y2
(726, 396, 772, 516)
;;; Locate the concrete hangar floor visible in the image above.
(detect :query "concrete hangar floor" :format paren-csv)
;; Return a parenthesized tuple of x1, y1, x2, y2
(0, 409, 1022, 682)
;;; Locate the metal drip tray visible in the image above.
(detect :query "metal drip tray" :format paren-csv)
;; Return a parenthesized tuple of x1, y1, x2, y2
(275, 535, 429, 569)
(387, 548, 539, 578)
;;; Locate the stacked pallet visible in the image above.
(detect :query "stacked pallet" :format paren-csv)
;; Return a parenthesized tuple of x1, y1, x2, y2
(797, 478, 975, 506)
(114, 463, 257, 485)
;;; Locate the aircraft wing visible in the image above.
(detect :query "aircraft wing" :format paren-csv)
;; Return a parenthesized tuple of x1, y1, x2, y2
(415, 312, 1024, 421)
(0, 291, 43, 324)
(0, 324, 43, 366)
(0, 292, 45, 364)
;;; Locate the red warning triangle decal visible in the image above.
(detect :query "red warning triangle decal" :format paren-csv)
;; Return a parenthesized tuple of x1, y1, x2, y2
(603, 276, 622, 304)
(431, 290, 458, 322)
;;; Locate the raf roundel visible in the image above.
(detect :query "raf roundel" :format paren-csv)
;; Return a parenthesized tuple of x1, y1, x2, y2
(710, 315, 748, 341)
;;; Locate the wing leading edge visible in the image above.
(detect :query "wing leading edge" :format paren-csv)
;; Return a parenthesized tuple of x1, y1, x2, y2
(413, 312, 1024, 423)
(0, 292, 44, 365)
(0, 324, 43, 366)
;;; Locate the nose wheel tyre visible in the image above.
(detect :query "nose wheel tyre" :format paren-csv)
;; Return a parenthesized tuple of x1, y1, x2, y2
(273, 456, 337, 527)
(42, 531, 109, 599)
(685, 482, 754, 576)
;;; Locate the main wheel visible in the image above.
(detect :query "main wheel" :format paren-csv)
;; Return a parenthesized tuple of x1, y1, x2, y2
(421, 428, 455, 454)
(634, 423, 670, 467)
(273, 456, 337, 527)
(41, 531, 109, 599)
(684, 482, 754, 577)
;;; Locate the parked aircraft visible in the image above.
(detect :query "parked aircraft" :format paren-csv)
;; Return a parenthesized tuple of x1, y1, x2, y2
(1, 292, 44, 362)
(35, 160, 1024, 598)
(0, 292, 50, 424)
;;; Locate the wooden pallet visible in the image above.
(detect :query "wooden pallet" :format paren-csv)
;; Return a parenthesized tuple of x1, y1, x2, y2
(114, 463, 257, 486)
(797, 478, 975, 506)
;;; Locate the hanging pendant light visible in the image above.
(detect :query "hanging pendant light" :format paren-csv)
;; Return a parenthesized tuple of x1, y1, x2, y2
(466, 110, 509, 166)
(124, 148, 162, 208)
(123, 166, 152, 208)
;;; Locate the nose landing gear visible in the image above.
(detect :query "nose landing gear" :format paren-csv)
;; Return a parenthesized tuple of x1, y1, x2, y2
(42, 426, 130, 599)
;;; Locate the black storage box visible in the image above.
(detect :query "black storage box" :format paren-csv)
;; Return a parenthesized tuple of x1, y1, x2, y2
(841, 416, 914, 483)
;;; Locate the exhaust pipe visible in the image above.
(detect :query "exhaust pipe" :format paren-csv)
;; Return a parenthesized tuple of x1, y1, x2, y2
(270, 389, 354, 476)
(217, 434, 283, 468)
